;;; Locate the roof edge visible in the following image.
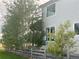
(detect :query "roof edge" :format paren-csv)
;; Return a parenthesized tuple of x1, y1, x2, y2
(39, 0, 59, 8)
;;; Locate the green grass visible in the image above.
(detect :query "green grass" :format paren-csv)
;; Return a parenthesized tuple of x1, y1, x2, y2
(0, 50, 27, 59)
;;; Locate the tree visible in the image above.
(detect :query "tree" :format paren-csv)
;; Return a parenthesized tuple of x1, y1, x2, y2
(48, 21, 75, 59)
(23, 11, 45, 48)
(30, 18, 45, 47)
(2, 0, 37, 50)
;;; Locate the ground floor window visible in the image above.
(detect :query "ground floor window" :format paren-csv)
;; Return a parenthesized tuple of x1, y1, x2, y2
(74, 23, 79, 34)
(46, 27, 55, 41)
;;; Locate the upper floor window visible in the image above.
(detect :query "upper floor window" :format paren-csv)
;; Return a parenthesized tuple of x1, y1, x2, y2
(74, 23, 79, 34)
(47, 4, 55, 17)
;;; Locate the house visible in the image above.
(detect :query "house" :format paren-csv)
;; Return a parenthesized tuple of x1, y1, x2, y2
(40, 0, 79, 55)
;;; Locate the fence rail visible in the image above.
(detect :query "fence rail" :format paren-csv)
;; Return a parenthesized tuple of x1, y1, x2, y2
(8, 49, 79, 59)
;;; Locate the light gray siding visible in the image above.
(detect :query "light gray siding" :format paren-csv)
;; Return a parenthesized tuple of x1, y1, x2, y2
(42, 0, 79, 54)
(43, 0, 79, 31)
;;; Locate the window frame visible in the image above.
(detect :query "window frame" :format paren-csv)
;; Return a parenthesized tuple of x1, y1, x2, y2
(46, 27, 55, 41)
(46, 3, 56, 17)
(74, 23, 79, 34)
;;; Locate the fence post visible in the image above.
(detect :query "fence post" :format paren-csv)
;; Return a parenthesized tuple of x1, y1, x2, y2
(31, 48, 32, 59)
(44, 49, 47, 59)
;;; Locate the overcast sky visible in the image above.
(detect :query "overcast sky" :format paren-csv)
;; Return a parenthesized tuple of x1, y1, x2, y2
(0, 0, 49, 34)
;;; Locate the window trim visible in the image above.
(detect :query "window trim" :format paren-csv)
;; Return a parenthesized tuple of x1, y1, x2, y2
(46, 3, 56, 17)
(46, 27, 55, 41)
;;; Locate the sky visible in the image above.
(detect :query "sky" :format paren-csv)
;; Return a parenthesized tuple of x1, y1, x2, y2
(0, 0, 49, 34)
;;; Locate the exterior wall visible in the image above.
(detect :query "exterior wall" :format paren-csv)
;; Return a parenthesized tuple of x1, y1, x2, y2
(43, 0, 79, 31)
(42, 0, 79, 54)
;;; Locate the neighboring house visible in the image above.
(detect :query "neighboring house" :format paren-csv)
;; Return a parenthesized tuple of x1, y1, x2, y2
(40, 0, 79, 55)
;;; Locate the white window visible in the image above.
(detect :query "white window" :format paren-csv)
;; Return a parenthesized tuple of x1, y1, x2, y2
(47, 4, 55, 17)
(46, 27, 55, 41)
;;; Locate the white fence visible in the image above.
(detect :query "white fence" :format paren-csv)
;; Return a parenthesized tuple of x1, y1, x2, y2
(8, 49, 79, 59)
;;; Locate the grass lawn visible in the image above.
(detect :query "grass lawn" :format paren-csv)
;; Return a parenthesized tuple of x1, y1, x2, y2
(0, 50, 27, 59)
